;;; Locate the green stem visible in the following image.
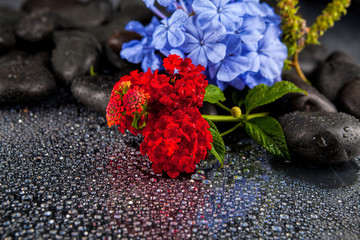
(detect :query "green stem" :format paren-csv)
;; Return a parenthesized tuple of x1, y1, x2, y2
(215, 102, 231, 113)
(220, 122, 243, 137)
(293, 50, 311, 85)
(202, 115, 241, 122)
(245, 112, 269, 121)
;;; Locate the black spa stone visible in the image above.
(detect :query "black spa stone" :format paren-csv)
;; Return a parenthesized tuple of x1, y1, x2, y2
(336, 79, 360, 119)
(0, 23, 15, 53)
(278, 111, 360, 165)
(51, 30, 102, 85)
(71, 74, 118, 114)
(312, 51, 360, 102)
(15, 9, 60, 42)
(55, 0, 113, 28)
(0, 54, 56, 105)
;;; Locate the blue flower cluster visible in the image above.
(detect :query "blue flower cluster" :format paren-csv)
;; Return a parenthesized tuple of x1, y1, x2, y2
(120, 0, 287, 90)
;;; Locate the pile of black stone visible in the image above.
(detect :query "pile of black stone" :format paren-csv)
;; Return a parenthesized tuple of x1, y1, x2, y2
(0, 0, 152, 113)
(0, 0, 359, 168)
(272, 46, 360, 167)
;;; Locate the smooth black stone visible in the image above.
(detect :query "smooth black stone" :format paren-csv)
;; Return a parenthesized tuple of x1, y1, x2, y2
(84, 0, 151, 45)
(0, 6, 22, 26)
(56, 0, 113, 28)
(15, 9, 60, 42)
(298, 44, 327, 76)
(0, 54, 56, 105)
(336, 79, 360, 119)
(21, 0, 83, 12)
(71, 74, 118, 114)
(0, 23, 15, 53)
(325, 50, 354, 64)
(312, 51, 360, 101)
(51, 30, 102, 85)
(278, 111, 360, 165)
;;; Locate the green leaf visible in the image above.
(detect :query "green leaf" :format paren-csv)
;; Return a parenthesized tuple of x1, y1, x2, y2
(206, 119, 225, 167)
(245, 81, 307, 114)
(204, 84, 226, 104)
(244, 116, 290, 160)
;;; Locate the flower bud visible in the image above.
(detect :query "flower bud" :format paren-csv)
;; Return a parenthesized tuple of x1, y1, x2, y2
(231, 106, 242, 118)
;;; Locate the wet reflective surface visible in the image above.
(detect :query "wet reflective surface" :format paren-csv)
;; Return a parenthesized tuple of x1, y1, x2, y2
(1, 89, 359, 239)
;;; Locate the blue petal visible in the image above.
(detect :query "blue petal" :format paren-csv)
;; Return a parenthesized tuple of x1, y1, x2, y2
(185, 16, 203, 41)
(204, 43, 226, 63)
(192, 0, 217, 14)
(259, 55, 279, 79)
(217, 55, 251, 81)
(203, 20, 227, 43)
(142, 50, 162, 71)
(168, 27, 185, 47)
(144, 16, 161, 37)
(228, 77, 245, 91)
(208, 61, 221, 79)
(182, 33, 199, 52)
(125, 21, 146, 36)
(169, 49, 185, 58)
(197, 11, 218, 29)
(187, 46, 208, 67)
(169, 9, 188, 26)
(152, 25, 167, 49)
(142, 0, 155, 8)
(222, 34, 242, 55)
(157, 0, 174, 7)
(120, 40, 144, 64)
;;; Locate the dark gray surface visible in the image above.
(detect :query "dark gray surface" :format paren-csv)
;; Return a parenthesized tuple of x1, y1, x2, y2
(0, 89, 359, 239)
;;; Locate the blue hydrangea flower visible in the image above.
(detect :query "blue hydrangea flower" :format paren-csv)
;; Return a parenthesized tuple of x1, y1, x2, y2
(192, 0, 244, 31)
(152, 9, 188, 49)
(242, 24, 287, 88)
(120, 17, 162, 71)
(182, 16, 227, 68)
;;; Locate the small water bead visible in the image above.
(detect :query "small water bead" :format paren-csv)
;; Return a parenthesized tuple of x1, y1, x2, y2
(191, 174, 206, 181)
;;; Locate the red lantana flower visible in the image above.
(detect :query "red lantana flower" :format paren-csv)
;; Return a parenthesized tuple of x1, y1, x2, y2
(140, 108, 212, 178)
(106, 54, 213, 178)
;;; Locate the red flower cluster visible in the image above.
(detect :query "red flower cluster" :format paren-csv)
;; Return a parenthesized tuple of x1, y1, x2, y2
(106, 55, 213, 178)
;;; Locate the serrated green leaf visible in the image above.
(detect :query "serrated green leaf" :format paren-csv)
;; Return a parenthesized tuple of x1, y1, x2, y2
(204, 84, 226, 104)
(244, 116, 290, 160)
(206, 119, 225, 167)
(245, 81, 307, 114)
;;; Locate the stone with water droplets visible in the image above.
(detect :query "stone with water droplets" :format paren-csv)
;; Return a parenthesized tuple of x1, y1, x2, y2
(0, 53, 56, 105)
(278, 111, 360, 165)
(51, 30, 101, 85)
(336, 79, 360, 119)
(15, 9, 61, 42)
(71, 74, 118, 114)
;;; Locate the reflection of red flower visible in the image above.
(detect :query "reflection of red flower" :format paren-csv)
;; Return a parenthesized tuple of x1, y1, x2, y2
(140, 108, 212, 178)
(106, 54, 212, 178)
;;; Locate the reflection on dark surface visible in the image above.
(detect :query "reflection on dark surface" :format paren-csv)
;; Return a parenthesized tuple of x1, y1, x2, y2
(270, 157, 360, 188)
(0, 89, 360, 238)
(107, 148, 206, 238)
